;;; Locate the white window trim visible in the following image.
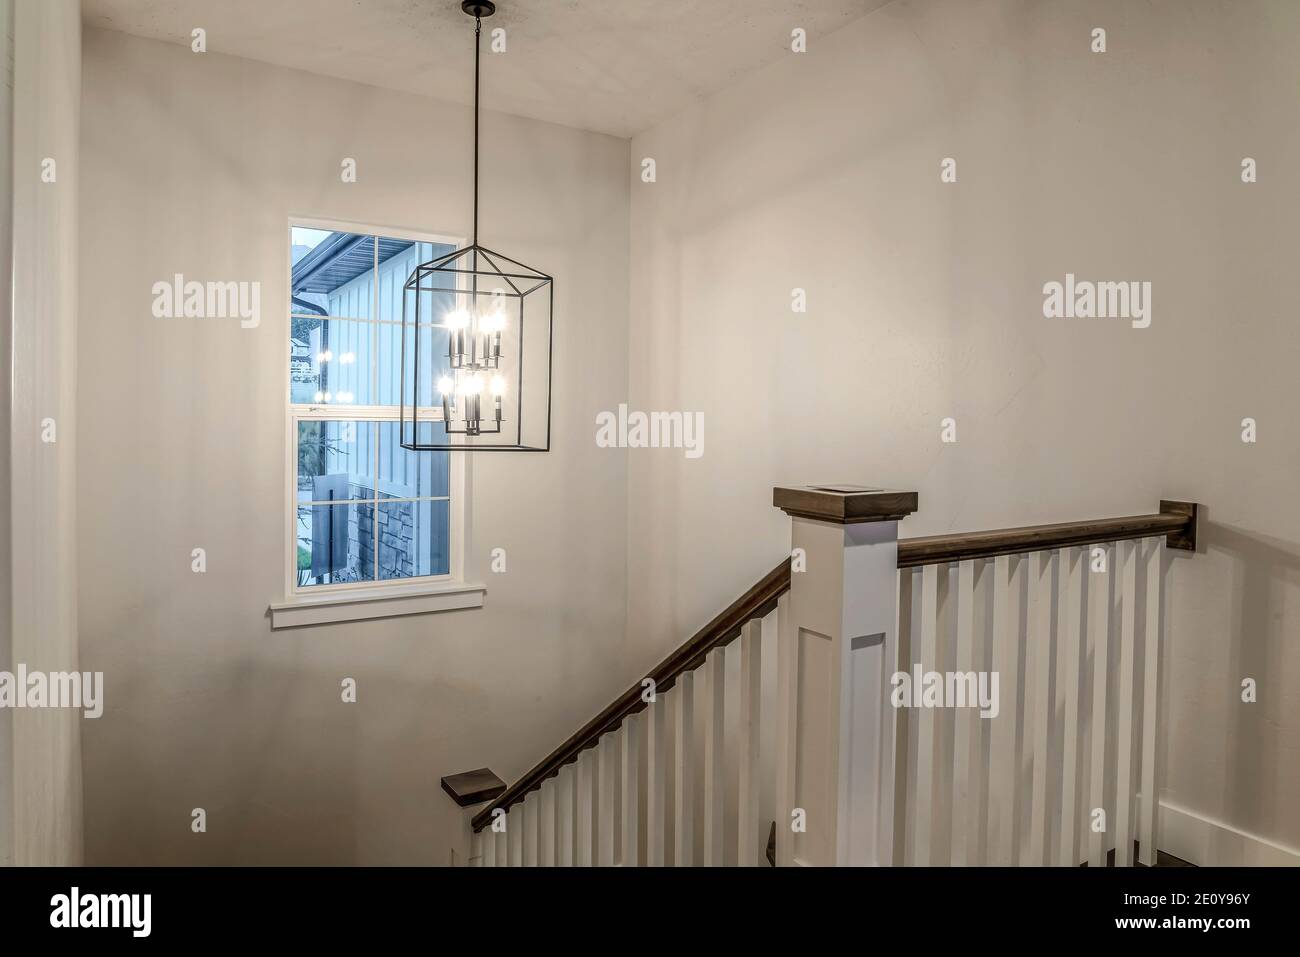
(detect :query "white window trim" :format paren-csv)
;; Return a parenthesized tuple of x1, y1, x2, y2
(276, 216, 481, 626)
(269, 580, 485, 630)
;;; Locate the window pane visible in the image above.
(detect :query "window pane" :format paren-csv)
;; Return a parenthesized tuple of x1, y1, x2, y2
(296, 420, 375, 502)
(376, 239, 458, 321)
(375, 239, 455, 315)
(416, 241, 456, 262)
(290, 230, 374, 320)
(397, 307, 453, 410)
(295, 504, 371, 586)
(290, 317, 375, 406)
(374, 317, 412, 408)
(377, 421, 450, 498)
(377, 499, 450, 581)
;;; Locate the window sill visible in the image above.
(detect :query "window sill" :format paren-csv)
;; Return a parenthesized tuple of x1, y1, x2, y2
(269, 580, 486, 630)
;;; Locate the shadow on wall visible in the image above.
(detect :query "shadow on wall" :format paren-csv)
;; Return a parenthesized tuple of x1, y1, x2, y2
(1202, 517, 1300, 850)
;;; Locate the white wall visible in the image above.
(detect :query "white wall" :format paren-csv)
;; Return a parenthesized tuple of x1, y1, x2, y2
(0, 0, 13, 867)
(7, 0, 83, 867)
(628, 0, 1300, 856)
(78, 29, 629, 864)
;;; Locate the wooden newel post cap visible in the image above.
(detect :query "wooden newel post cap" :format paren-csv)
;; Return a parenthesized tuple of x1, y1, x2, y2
(440, 768, 507, 807)
(773, 485, 919, 524)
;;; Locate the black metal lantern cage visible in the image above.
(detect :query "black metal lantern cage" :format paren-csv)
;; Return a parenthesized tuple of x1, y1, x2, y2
(399, 242, 553, 451)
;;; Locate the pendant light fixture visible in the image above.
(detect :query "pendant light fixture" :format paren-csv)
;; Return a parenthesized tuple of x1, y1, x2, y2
(400, 0, 553, 451)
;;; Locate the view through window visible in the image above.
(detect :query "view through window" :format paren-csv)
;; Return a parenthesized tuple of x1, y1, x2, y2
(289, 225, 458, 588)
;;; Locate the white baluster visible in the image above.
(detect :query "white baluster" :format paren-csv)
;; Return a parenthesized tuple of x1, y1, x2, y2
(557, 762, 576, 867)
(576, 748, 594, 866)
(1114, 539, 1138, 866)
(738, 619, 762, 866)
(1057, 546, 1084, 866)
(597, 733, 617, 866)
(674, 670, 695, 866)
(540, 778, 556, 866)
(524, 792, 539, 866)
(775, 591, 797, 867)
(915, 562, 940, 866)
(621, 714, 641, 867)
(508, 806, 523, 866)
(936, 565, 957, 864)
(894, 567, 915, 866)
(988, 553, 1019, 865)
(646, 691, 667, 866)
(1087, 542, 1113, 868)
(495, 816, 508, 867)
(702, 647, 726, 866)
(471, 830, 483, 867)
(951, 558, 980, 865)
(478, 829, 491, 867)
(1027, 550, 1054, 866)
(1138, 537, 1163, 866)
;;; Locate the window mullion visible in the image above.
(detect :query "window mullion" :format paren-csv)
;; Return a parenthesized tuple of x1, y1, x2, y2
(288, 404, 444, 421)
(372, 238, 381, 582)
(372, 422, 380, 582)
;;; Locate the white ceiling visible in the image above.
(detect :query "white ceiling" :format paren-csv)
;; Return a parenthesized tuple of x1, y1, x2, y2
(81, 0, 888, 138)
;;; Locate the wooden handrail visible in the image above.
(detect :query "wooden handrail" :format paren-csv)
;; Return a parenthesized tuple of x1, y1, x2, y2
(470, 557, 793, 832)
(896, 501, 1197, 568)
(468, 499, 1198, 831)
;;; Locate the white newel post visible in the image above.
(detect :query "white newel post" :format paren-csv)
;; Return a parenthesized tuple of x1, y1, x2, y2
(773, 486, 917, 867)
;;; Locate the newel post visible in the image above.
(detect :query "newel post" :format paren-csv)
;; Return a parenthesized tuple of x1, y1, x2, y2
(773, 485, 918, 867)
(440, 768, 507, 866)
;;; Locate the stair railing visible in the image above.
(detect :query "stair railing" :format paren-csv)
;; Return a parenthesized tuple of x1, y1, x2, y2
(447, 486, 1198, 868)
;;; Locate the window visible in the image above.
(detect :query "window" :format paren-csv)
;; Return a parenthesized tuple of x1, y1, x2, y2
(284, 220, 472, 608)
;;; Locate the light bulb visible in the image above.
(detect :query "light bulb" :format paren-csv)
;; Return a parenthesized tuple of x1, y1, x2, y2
(340, 352, 354, 365)
(490, 375, 506, 397)
(481, 311, 506, 333)
(437, 376, 454, 395)
(323, 392, 332, 402)
(445, 309, 469, 330)
(458, 373, 483, 396)
(314, 391, 324, 403)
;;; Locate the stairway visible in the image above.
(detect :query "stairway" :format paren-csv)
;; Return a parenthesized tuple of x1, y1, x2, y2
(445, 487, 1201, 867)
